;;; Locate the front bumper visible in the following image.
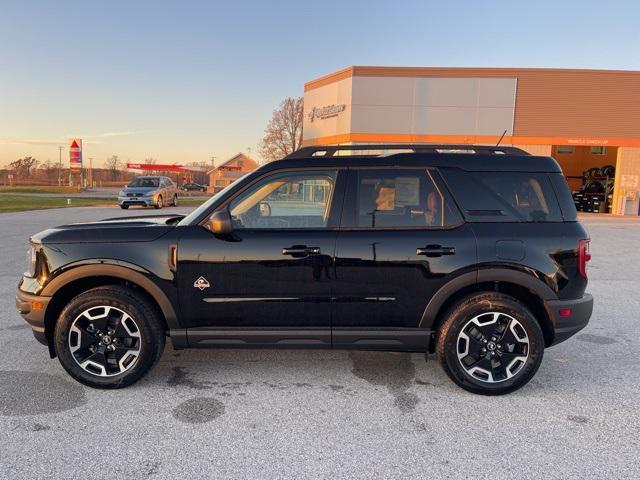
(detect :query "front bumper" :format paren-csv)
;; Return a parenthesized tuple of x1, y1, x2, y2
(118, 196, 155, 207)
(546, 293, 594, 345)
(16, 288, 51, 346)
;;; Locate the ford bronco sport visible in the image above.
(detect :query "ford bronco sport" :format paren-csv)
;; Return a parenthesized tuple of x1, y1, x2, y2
(16, 144, 593, 395)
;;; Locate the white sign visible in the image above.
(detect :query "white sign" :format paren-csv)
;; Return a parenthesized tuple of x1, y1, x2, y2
(621, 175, 639, 188)
(307, 104, 346, 122)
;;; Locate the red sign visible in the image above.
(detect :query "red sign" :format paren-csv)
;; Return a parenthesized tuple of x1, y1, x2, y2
(69, 138, 82, 172)
(126, 163, 206, 172)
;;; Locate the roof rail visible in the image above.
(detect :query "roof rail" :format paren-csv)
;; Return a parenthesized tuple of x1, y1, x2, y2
(285, 144, 530, 159)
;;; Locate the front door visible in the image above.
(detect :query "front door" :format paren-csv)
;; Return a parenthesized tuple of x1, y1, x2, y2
(331, 168, 476, 348)
(177, 168, 344, 346)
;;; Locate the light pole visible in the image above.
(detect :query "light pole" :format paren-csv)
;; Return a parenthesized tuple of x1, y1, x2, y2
(58, 145, 63, 186)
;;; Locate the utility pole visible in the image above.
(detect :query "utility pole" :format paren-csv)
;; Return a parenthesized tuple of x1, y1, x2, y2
(58, 146, 63, 186)
(88, 157, 93, 187)
(210, 156, 216, 168)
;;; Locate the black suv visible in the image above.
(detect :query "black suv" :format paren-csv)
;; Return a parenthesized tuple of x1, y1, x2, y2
(16, 145, 593, 394)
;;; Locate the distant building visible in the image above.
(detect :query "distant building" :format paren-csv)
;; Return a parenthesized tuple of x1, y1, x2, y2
(207, 153, 258, 193)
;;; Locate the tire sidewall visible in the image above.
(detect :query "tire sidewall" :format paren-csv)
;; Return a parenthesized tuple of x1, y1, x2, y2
(54, 288, 163, 389)
(439, 294, 544, 395)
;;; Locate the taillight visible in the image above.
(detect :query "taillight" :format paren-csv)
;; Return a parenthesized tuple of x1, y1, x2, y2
(578, 239, 591, 279)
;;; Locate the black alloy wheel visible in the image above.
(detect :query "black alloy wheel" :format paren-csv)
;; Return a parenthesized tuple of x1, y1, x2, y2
(436, 292, 544, 395)
(54, 286, 165, 388)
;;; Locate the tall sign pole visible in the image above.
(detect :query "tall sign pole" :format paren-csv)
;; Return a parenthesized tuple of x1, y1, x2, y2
(69, 139, 82, 187)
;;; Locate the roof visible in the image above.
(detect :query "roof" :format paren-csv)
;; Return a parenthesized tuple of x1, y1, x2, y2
(259, 146, 561, 173)
(305, 65, 640, 91)
(207, 153, 257, 175)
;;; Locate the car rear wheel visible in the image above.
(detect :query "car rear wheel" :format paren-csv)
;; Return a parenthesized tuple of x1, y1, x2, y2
(172, 194, 178, 207)
(154, 195, 163, 209)
(436, 292, 544, 395)
(54, 286, 165, 389)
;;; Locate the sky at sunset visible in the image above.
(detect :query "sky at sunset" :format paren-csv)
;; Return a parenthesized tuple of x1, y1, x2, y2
(1, 0, 639, 168)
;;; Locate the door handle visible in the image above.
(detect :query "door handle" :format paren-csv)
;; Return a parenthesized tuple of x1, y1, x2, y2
(282, 245, 321, 256)
(416, 245, 456, 257)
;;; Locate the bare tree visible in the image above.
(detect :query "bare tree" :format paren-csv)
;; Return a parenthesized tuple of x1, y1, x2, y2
(9, 157, 38, 178)
(259, 97, 304, 163)
(104, 155, 123, 180)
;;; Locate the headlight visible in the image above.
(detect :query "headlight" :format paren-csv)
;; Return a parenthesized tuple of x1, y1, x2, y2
(118, 190, 125, 196)
(25, 244, 37, 277)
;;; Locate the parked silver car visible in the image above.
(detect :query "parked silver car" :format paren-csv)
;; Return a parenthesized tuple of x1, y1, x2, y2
(118, 176, 179, 209)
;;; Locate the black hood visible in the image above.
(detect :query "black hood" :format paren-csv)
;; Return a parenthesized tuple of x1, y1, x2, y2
(31, 214, 184, 244)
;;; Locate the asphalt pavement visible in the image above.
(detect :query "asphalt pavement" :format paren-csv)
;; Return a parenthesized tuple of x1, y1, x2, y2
(0, 206, 638, 479)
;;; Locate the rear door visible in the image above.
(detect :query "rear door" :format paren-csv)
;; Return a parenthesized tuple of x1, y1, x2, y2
(331, 168, 476, 348)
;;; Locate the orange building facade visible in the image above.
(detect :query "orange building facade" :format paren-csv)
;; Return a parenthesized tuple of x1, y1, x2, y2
(207, 153, 258, 193)
(303, 66, 640, 215)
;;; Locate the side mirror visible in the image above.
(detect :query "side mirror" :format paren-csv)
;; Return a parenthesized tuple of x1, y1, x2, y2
(208, 210, 233, 235)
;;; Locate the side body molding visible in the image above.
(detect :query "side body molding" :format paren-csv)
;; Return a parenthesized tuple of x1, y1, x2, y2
(419, 268, 558, 329)
(41, 263, 179, 328)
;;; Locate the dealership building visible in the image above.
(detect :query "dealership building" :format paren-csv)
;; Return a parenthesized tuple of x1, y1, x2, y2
(302, 66, 640, 215)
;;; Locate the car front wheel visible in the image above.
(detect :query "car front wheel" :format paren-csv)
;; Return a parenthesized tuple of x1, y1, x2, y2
(436, 292, 544, 395)
(154, 195, 163, 209)
(54, 286, 165, 389)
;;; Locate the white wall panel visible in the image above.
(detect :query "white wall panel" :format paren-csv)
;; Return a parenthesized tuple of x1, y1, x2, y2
(303, 75, 517, 140)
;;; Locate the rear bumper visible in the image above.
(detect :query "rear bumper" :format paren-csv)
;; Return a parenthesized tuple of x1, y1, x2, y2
(546, 293, 594, 345)
(15, 289, 50, 346)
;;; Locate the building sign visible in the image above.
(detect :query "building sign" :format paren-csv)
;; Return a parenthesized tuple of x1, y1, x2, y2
(621, 174, 639, 189)
(69, 138, 82, 173)
(307, 104, 346, 122)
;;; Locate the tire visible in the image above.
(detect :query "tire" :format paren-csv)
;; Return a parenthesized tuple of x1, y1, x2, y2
(172, 194, 178, 207)
(436, 292, 544, 395)
(120, 205, 129, 209)
(54, 286, 166, 389)
(154, 195, 163, 209)
(200, 188, 205, 192)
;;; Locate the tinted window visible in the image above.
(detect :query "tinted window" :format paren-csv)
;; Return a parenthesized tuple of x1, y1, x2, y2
(440, 168, 562, 222)
(549, 173, 577, 221)
(229, 171, 336, 229)
(347, 169, 462, 228)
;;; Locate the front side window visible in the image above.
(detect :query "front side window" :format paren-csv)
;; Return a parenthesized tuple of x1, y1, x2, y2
(229, 171, 336, 229)
(352, 169, 461, 228)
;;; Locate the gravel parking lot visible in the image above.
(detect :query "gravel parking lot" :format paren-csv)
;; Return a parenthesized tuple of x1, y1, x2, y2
(0, 207, 638, 479)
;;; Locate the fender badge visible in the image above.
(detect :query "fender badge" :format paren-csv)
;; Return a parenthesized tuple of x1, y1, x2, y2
(193, 276, 210, 291)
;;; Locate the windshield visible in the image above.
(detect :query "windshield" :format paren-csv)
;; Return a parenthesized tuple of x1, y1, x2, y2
(128, 178, 159, 188)
(178, 172, 252, 226)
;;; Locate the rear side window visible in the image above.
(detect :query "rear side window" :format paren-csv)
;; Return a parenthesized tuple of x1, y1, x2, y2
(343, 169, 462, 228)
(549, 173, 578, 221)
(440, 168, 563, 222)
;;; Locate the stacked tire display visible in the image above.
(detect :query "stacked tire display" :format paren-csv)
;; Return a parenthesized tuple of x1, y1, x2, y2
(572, 165, 615, 213)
